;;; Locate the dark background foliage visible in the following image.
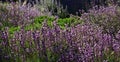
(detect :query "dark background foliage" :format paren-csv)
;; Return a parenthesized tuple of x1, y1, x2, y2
(0, 0, 111, 15)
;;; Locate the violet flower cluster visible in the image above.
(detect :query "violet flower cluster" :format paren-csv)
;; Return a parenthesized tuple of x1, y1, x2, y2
(81, 5, 120, 35)
(0, 2, 40, 27)
(0, 2, 120, 62)
(0, 21, 120, 62)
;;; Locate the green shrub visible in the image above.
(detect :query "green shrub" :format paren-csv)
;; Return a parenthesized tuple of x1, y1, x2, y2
(1, 16, 83, 35)
(32, 16, 83, 29)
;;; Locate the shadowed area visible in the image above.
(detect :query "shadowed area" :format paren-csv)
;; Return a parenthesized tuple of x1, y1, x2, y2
(0, 0, 108, 15)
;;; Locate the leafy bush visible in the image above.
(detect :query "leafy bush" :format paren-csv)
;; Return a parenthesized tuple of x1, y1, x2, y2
(34, 0, 69, 18)
(0, 22, 120, 62)
(0, 2, 120, 62)
(1, 15, 83, 35)
(31, 16, 83, 30)
(81, 5, 120, 35)
(0, 2, 40, 27)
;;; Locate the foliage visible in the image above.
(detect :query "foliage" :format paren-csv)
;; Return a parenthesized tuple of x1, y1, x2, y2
(81, 5, 120, 36)
(0, 1, 120, 62)
(0, 2, 40, 27)
(1, 15, 83, 36)
(32, 16, 83, 29)
(1, 22, 120, 62)
(34, 0, 69, 18)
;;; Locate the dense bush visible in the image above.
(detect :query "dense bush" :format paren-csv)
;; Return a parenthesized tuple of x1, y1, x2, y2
(31, 16, 83, 29)
(33, 0, 69, 18)
(0, 2, 40, 27)
(0, 22, 120, 62)
(81, 5, 120, 36)
(2, 16, 83, 34)
(0, 2, 120, 62)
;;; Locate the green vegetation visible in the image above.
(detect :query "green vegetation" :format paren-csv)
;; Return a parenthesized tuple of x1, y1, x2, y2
(1, 1, 120, 62)
(1, 16, 83, 34)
